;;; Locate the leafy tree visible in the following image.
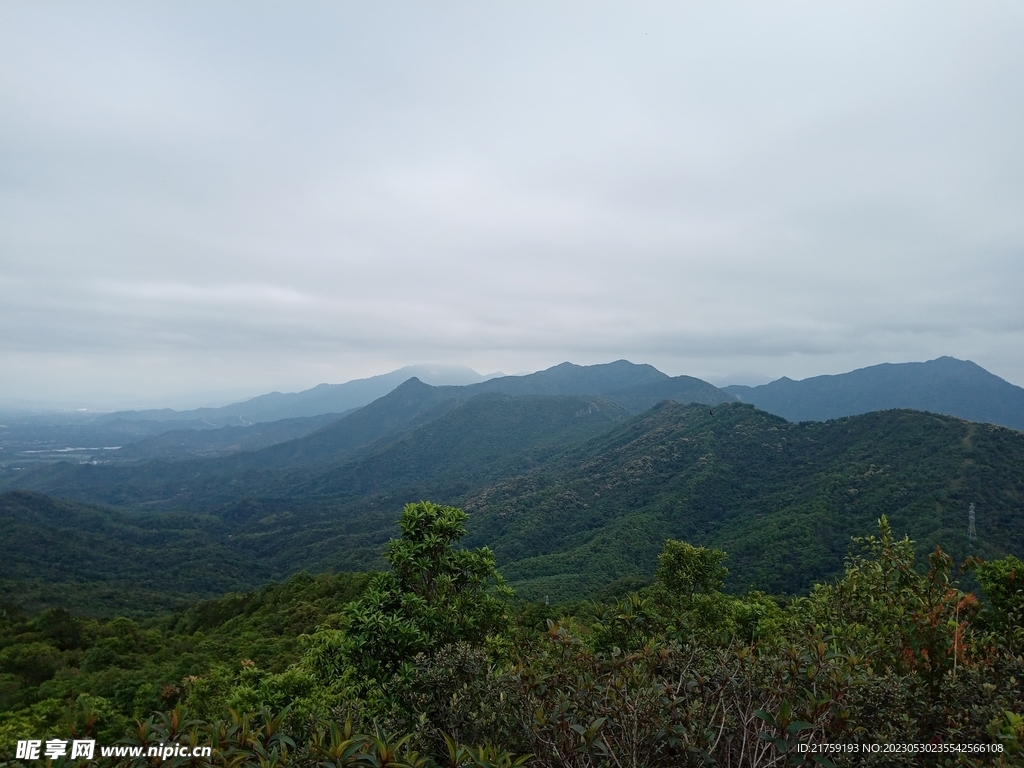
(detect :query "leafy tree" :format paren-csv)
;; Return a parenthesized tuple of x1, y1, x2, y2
(803, 517, 979, 682)
(973, 555, 1024, 632)
(655, 540, 727, 599)
(593, 540, 736, 653)
(322, 502, 510, 691)
(654, 539, 735, 639)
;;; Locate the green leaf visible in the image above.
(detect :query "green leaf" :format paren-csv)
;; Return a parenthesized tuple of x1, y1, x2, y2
(753, 709, 778, 728)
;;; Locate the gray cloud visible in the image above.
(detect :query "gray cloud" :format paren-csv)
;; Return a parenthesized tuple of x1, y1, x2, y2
(2, 1, 1023, 408)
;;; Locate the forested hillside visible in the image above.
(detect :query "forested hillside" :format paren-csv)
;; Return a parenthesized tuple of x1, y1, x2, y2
(5, 397, 1023, 609)
(0, 492, 269, 616)
(2, 503, 1023, 766)
(1, 395, 631, 602)
(464, 402, 1024, 598)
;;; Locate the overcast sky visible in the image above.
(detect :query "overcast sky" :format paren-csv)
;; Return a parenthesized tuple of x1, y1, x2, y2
(2, 2, 1023, 409)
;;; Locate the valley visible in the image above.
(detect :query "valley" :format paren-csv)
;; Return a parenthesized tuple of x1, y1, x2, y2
(4, 359, 1023, 611)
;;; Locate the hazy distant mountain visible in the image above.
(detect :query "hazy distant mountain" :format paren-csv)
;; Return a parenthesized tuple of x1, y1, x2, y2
(0, 363, 737, 468)
(92, 359, 727, 429)
(132, 366, 733, 470)
(114, 412, 352, 461)
(602, 375, 736, 413)
(96, 364, 497, 426)
(251, 377, 465, 468)
(4, 364, 692, 492)
(250, 361, 732, 467)
(449, 360, 735, 409)
(724, 357, 1024, 431)
(0, 415, 240, 471)
(8, 390, 632, 517)
(462, 360, 668, 396)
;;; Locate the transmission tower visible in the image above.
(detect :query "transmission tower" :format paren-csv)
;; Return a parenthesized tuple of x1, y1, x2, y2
(968, 503, 977, 544)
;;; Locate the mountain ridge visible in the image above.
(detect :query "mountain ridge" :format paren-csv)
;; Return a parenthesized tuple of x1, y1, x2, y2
(95, 364, 496, 426)
(724, 356, 1024, 431)
(462, 401, 1024, 599)
(90, 364, 733, 467)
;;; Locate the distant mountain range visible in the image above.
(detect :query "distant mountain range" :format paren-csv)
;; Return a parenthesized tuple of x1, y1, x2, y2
(148, 364, 733, 466)
(0, 361, 732, 466)
(95, 364, 499, 426)
(96, 355, 1024, 435)
(5, 362, 734, 489)
(97, 360, 729, 426)
(725, 356, 1024, 431)
(4, 357, 1023, 472)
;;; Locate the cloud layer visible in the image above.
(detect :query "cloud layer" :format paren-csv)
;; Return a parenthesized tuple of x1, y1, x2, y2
(2, 2, 1023, 407)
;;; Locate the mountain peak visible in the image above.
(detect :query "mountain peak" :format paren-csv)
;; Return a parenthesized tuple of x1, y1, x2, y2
(394, 376, 429, 389)
(726, 357, 1024, 430)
